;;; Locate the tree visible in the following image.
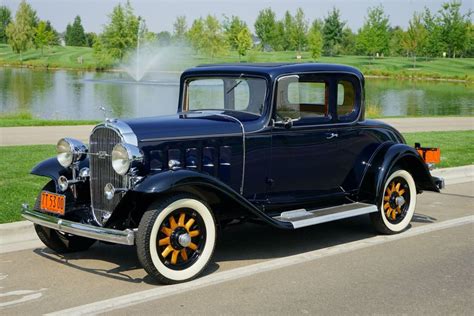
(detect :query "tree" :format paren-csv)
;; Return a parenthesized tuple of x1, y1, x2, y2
(282, 11, 296, 50)
(45, 20, 59, 45)
(438, 0, 471, 58)
(0, 5, 12, 43)
(403, 13, 427, 68)
(254, 8, 277, 50)
(188, 15, 227, 59)
(85, 32, 97, 47)
(388, 26, 405, 57)
(5, 0, 37, 60)
(157, 31, 171, 46)
(236, 26, 253, 61)
(202, 15, 227, 59)
(34, 20, 54, 56)
(422, 7, 445, 57)
(223, 15, 247, 50)
(293, 8, 308, 54)
(357, 5, 390, 58)
(172, 16, 187, 44)
(65, 15, 86, 46)
(187, 17, 205, 52)
(308, 26, 323, 59)
(96, 1, 141, 60)
(340, 27, 356, 55)
(322, 8, 345, 56)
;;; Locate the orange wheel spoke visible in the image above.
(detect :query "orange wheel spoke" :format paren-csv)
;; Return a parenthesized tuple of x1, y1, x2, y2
(384, 202, 390, 210)
(397, 206, 401, 214)
(188, 242, 198, 251)
(185, 218, 195, 230)
(386, 209, 392, 218)
(171, 250, 179, 264)
(384, 196, 390, 201)
(399, 189, 405, 196)
(189, 230, 200, 237)
(161, 226, 172, 237)
(169, 216, 178, 230)
(178, 213, 186, 227)
(158, 237, 170, 246)
(395, 182, 401, 192)
(161, 245, 173, 258)
(391, 210, 396, 220)
(180, 249, 188, 261)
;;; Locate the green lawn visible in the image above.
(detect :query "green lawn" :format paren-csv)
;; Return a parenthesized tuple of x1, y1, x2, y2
(0, 112, 99, 127)
(1, 44, 473, 81)
(0, 130, 472, 223)
(0, 44, 99, 70)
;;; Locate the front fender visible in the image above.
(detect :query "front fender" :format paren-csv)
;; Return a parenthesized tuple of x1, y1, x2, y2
(31, 157, 89, 188)
(133, 169, 292, 229)
(361, 142, 439, 203)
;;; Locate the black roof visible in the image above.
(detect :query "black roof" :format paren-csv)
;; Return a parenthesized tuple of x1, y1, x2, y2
(183, 63, 364, 80)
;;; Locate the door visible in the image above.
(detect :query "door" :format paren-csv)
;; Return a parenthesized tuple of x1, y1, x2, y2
(267, 74, 345, 207)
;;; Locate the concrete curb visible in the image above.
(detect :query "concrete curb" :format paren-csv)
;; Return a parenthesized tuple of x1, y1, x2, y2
(1, 165, 472, 254)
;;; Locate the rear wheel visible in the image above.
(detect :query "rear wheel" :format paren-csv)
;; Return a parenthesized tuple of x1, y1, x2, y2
(136, 194, 216, 284)
(370, 169, 417, 234)
(34, 181, 96, 253)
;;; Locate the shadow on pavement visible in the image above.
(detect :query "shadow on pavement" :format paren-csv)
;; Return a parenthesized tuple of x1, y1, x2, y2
(31, 212, 436, 286)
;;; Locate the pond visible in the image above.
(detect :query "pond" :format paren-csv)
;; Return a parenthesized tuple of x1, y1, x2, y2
(0, 67, 472, 120)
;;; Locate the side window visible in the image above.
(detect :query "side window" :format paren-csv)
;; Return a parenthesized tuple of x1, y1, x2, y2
(188, 79, 224, 110)
(276, 77, 330, 122)
(337, 80, 357, 120)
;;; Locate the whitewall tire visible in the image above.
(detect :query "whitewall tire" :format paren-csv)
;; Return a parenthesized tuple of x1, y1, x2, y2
(370, 169, 417, 234)
(136, 194, 216, 284)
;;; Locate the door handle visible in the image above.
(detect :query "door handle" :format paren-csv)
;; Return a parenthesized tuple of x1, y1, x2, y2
(326, 132, 339, 140)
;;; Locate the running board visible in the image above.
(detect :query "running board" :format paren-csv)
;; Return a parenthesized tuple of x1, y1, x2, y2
(273, 202, 378, 229)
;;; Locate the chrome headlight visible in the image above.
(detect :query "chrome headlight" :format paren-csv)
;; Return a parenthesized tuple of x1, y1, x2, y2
(56, 138, 87, 168)
(111, 143, 143, 175)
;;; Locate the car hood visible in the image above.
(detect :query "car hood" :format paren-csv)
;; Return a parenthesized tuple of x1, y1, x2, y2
(122, 112, 243, 144)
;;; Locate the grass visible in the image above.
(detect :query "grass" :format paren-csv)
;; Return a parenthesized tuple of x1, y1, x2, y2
(1, 44, 473, 81)
(403, 130, 474, 168)
(0, 44, 99, 70)
(0, 112, 99, 127)
(0, 129, 472, 223)
(0, 145, 54, 224)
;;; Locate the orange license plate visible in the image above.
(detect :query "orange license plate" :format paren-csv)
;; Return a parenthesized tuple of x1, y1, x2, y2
(40, 191, 66, 215)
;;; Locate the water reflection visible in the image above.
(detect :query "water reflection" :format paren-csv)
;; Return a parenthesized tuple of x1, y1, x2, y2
(0, 67, 472, 120)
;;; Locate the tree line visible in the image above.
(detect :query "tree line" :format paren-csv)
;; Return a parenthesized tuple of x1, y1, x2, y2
(0, 0, 472, 66)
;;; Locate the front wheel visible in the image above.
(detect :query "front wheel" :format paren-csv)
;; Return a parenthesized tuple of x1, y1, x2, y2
(136, 194, 216, 284)
(370, 169, 417, 234)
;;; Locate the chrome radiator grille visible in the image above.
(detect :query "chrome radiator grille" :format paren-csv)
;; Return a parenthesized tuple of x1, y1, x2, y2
(89, 127, 126, 225)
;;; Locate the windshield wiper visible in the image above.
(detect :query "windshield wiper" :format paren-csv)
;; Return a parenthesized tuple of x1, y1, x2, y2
(225, 73, 244, 95)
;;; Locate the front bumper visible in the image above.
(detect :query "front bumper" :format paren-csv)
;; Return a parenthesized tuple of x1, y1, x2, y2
(21, 205, 135, 246)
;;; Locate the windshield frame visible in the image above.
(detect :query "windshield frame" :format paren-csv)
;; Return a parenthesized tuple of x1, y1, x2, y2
(181, 74, 269, 117)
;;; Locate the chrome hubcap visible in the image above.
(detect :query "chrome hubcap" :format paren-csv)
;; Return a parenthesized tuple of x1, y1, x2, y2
(178, 233, 191, 247)
(395, 196, 406, 207)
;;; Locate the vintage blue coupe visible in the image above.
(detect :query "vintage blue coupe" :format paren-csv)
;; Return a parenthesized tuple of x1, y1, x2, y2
(22, 63, 444, 284)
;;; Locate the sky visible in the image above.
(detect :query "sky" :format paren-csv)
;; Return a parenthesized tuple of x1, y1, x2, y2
(3, 0, 473, 34)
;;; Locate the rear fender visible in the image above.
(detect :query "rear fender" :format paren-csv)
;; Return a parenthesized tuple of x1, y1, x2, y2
(133, 169, 292, 229)
(360, 143, 439, 203)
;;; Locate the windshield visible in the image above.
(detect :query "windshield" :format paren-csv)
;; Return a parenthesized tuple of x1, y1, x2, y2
(183, 77, 267, 116)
